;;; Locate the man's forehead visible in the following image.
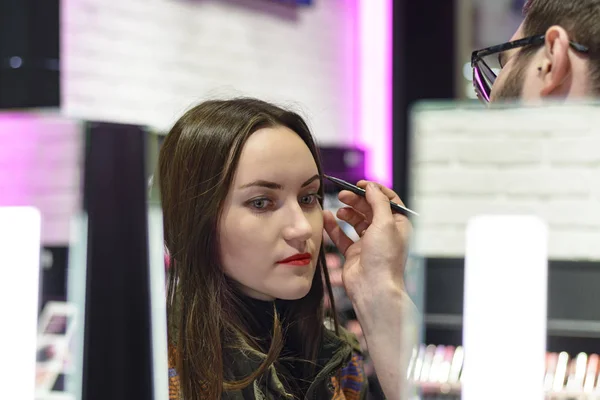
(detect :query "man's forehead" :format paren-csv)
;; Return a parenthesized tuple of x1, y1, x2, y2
(499, 22, 526, 66)
(510, 21, 526, 42)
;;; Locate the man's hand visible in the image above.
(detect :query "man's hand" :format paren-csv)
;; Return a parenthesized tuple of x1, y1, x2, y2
(323, 181, 417, 400)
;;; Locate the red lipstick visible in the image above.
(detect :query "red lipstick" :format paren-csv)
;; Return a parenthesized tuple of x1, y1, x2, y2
(277, 253, 312, 266)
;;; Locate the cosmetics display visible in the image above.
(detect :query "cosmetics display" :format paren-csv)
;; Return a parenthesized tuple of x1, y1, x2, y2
(408, 344, 600, 399)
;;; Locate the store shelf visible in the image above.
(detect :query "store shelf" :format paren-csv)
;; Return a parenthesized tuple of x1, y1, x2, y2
(417, 382, 460, 395)
(424, 314, 600, 339)
(547, 320, 600, 339)
(410, 345, 600, 399)
(424, 314, 462, 329)
(415, 382, 600, 399)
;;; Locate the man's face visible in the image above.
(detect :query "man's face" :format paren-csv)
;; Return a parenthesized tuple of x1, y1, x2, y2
(490, 21, 591, 103)
(490, 23, 538, 102)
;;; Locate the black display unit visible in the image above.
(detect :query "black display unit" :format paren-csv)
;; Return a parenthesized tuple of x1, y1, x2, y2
(39, 247, 69, 311)
(80, 122, 155, 400)
(0, 0, 60, 108)
(424, 258, 600, 354)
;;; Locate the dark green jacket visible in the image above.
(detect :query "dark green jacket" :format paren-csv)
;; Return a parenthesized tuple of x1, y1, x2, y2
(168, 326, 369, 399)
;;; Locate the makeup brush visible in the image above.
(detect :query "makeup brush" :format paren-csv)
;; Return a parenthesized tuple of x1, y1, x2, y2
(324, 175, 419, 217)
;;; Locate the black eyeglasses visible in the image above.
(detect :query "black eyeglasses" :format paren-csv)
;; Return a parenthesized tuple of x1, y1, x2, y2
(471, 34, 590, 103)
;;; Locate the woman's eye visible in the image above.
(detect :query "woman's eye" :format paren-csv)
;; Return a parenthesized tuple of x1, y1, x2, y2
(300, 194, 321, 206)
(250, 198, 270, 209)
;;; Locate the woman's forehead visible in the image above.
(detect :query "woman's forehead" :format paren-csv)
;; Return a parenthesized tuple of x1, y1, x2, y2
(232, 127, 319, 186)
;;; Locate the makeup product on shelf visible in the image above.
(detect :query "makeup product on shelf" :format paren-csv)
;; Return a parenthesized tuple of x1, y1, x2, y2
(413, 344, 427, 382)
(448, 346, 464, 384)
(544, 352, 558, 392)
(419, 345, 437, 382)
(428, 345, 446, 383)
(565, 354, 580, 392)
(438, 346, 455, 384)
(553, 351, 570, 393)
(593, 354, 600, 393)
(584, 353, 599, 393)
(406, 346, 418, 380)
(573, 352, 588, 391)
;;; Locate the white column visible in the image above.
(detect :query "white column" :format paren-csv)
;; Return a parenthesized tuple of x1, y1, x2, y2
(462, 215, 548, 400)
(0, 207, 42, 400)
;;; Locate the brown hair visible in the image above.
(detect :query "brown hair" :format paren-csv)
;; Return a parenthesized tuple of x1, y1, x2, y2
(158, 98, 339, 399)
(521, 0, 600, 93)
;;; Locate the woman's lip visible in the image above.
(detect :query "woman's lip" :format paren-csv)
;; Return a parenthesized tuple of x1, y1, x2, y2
(277, 252, 312, 263)
(279, 259, 311, 266)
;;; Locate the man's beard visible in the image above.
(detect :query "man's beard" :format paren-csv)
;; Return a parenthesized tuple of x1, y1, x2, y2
(492, 58, 527, 102)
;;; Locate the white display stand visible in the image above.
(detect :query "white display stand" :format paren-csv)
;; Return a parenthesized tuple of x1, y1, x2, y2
(462, 215, 548, 400)
(0, 207, 42, 400)
(148, 207, 169, 400)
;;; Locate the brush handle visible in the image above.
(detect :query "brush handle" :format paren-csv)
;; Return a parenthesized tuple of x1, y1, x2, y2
(324, 175, 419, 217)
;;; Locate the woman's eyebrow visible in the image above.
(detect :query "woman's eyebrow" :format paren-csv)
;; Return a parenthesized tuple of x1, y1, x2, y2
(238, 174, 320, 190)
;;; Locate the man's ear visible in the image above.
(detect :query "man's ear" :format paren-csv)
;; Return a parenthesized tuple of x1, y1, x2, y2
(540, 25, 571, 96)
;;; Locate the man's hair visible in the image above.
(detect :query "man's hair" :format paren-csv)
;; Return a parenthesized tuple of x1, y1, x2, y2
(520, 0, 600, 94)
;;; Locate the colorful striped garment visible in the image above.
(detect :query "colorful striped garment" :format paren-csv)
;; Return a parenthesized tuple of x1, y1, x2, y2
(168, 351, 367, 399)
(331, 353, 367, 400)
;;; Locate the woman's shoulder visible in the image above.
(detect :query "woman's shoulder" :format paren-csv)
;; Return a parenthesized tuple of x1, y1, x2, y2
(168, 367, 182, 400)
(322, 323, 369, 399)
(323, 319, 363, 354)
(168, 326, 368, 400)
(330, 348, 369, 400)
(168, 346, 182, 400)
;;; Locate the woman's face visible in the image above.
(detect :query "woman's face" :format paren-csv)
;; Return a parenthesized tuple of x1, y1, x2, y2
(218, 125, 324, 301)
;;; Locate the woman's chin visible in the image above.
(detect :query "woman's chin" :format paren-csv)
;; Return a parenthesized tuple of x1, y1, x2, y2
(274, 281, 313, 301)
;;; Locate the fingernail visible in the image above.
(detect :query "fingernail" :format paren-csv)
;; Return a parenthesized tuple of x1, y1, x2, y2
(368, 182, 377, 190)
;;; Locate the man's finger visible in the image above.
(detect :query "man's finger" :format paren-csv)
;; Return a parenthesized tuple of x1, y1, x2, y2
(337, 207, 370, 237)
(323, 210, 353, 255)
(364, 182, 394, 225)
(338, 190, 374, 221)
(328, 267, 344, 287)
(356, 180, 404, 206)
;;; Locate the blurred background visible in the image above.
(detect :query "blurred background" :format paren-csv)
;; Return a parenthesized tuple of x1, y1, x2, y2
(2, 0, 600, 399)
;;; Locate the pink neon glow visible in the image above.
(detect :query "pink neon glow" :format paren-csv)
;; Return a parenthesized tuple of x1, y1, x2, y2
(344, 0, 359, 147)
(0, 113, 38, 207)
(356, 0, 393, 187)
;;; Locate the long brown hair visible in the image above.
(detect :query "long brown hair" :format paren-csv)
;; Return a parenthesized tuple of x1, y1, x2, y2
(158, 98, 339, 399)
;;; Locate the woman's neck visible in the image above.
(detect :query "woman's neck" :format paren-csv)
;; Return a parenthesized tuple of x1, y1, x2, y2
(234, 294, 315, 399)
(239, 295, 292, 336)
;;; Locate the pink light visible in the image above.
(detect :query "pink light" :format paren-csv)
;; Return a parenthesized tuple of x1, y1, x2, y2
(344, 0, 359, 147)
(356, 0, 393, 187)
(0, 113, 39, 207)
